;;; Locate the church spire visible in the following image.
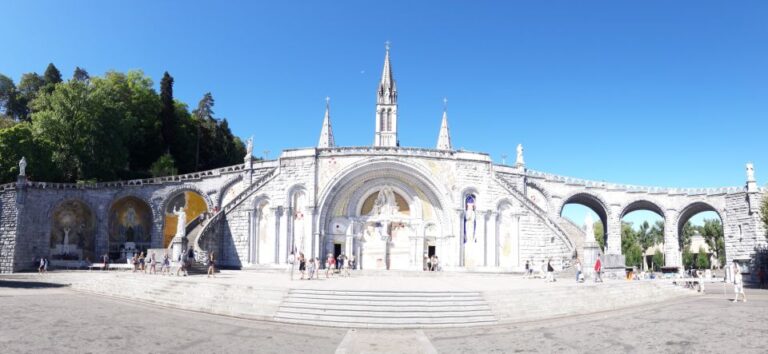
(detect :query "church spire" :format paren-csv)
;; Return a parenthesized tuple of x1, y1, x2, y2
(436, 98, 452, 150)
(317, 97, 335, 148)
(374, 41, 399, 147)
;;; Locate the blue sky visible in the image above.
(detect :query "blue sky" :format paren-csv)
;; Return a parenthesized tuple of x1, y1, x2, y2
(2, 1, 765, 226)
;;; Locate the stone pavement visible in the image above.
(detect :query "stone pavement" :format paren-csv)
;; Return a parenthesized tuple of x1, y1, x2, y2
(0, 278, 766, 353)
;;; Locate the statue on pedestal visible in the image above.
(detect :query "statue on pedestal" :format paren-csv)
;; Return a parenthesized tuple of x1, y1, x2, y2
(746, 163, 755, 182)
(62, 227, 71, 253)
(173, 206, 187, 238)
(515, 144, 524, 166)
(19, 157, 27, 176)
(245, 136, 253, 159)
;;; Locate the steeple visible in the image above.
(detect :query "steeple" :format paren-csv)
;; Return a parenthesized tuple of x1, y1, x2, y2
(436, 98, 452, 150)
(374, 41, 399, 147)
(317, 97, 335, 148)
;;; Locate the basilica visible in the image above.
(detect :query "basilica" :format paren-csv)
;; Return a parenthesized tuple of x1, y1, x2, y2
(0, 46, 763, 274)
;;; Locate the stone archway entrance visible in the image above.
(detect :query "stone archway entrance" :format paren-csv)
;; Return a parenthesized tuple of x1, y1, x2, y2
(317, 160, 451, 271)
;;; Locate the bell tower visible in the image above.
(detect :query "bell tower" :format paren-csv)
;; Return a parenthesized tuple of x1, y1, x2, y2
(374, 42, 398, 147)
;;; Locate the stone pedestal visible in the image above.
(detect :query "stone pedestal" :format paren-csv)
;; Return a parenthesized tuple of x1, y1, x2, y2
(581, 241, 601, 279)
(171, 236, 184, 262)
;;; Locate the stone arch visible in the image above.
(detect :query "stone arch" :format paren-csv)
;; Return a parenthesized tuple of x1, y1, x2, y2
(317, 157, 451, 236)
(559, 192, 610, 229)
(351, 179, 418, 219)
(620, 199, 666, 219)
(250, 195, 275, 264)
(107, 195, 153, 260)
(49, 199, 96, 262)
(316, 158, 451, 270)
(287, 185, 310, 257)
(160, 187, 212, 248)
(676, 201, 725, 265)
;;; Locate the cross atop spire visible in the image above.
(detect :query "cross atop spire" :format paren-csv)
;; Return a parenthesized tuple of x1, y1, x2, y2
(378, 42, 397, 105)
(317, 97, 335, 148)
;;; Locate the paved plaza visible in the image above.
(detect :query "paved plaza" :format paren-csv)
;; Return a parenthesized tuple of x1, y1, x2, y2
(1, 272, 766, 353)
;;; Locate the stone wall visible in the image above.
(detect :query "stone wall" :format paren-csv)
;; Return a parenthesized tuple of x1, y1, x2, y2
(1, 187, 18, 273)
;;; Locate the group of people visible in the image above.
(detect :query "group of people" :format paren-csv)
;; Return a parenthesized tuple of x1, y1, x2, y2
(126, 247, 216, 278)
(424, 254, 440, 271)
(294, 252, 355, 280)
(524, 256, 604, 283)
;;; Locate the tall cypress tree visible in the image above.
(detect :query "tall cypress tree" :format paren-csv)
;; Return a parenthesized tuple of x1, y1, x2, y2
(159, 72, 175, 151)
(43, 63, 62, 85)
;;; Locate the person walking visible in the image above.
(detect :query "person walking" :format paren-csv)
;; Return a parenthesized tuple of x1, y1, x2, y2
(524, 260, 530, 279)
(594, 256, 603, 283)
(326, 253, 336, 278)
(298, 252, 306, 280)
(207, 252, 216, 278)
(307, 258, 316, 280)
(148, 251, 157, 275)
(575, 259, 582, 283)
(732, 262, 747, 303)
(546, 258, 555, 282)
(38, 257, 45, 274)
(138, 252, 146, 273)
(131, 254, 139, 272)
(161, 252, 170, 275)
(176, 249, 187, 277)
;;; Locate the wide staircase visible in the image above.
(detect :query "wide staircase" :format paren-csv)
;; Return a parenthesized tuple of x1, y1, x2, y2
(274, 289, 497, 328)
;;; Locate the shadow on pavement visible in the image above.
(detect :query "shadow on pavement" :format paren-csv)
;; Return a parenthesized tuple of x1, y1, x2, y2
(0, 280, 69, 289)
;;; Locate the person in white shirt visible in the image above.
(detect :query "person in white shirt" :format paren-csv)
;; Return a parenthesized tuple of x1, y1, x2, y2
(732, 262, 747, 303)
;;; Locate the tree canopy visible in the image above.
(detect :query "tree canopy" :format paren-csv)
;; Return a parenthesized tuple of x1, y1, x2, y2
(0, 65, 248, 183)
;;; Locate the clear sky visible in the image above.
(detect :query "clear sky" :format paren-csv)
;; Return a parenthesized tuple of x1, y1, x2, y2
(2, 1, 765, 226)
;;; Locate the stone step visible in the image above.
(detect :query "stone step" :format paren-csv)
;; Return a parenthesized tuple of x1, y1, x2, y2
(285, 293, 484, 302)
(273, 318, 496, 329)
(281, 298, 489, 307)
(278, 302, 492, 312)
(276, 307, 493, 318)
(289, 289, 482, 297)
(273, 312, 495, 325)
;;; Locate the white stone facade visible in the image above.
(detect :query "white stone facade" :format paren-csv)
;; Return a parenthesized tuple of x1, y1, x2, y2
(0, 46, 764, 274)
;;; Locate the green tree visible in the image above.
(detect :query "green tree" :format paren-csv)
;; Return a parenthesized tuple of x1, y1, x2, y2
(700, 218, 724, 268)
(682, 247, 693, 269)
(42, 63, 63, 94)
(159, 72, 176, 151)
(621, 221, 643, 268)
(761, 197, 768, 240)
(149, 153, 178, 177)
(0, 74, 19, 119)
(16, 73, 45, 121)
(31, 79, 129, 181)
(652, 250, 664, 271)
(73, 67, 90, 82)
(696, 246, 710, 269)
(593, 221, 605, 251)
(0, 123, 57, 182)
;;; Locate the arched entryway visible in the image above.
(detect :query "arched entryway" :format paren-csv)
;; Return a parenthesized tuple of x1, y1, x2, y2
(620, 200, 665, 271)
(677, 202, 724, 270)
(108, 196, 153, 261)
(317, 159, 451, 271)
(49, 200, 96, 262)
(162, 190, 210, 248)
(560, 193, 609, 251)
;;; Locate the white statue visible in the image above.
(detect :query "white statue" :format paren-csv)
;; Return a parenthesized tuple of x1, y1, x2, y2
(173, 206, 187, 238)
(584, 213, 594, 240)
(62, 227, 71, 253)
(19, 157, 27, 176)
(746, 162, 755, 182)
(515, 144, 524, 166)
(245, 136, 253, 158)
(465, 204, 476, 242)
(369, 187, 399, 216)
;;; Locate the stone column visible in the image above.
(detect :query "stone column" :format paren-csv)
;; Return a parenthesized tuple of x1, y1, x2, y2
(456, 208, 464, 267)
(483, 210, 493, 267)
(274, 207, 284, 264)
(664, 209, 681, 268)
(605, 208, 622, 255)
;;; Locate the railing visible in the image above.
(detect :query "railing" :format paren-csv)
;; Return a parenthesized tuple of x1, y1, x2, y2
(519, 168, 745, 195)
(9, 159, 277, 190)
(315, 146, 490, 161)
(494, 173, 575, 251)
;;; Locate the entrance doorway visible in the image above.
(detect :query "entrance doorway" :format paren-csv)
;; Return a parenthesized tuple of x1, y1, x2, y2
(428, 245, 436, 257)
(334, 243, 342, 258)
